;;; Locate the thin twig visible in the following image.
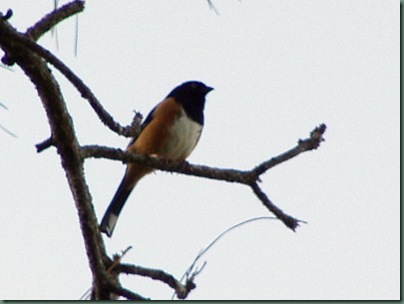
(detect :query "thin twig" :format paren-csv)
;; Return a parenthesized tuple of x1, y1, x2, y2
(250, 183, 305, 231)
(36, 136, 54, 152)
(207, 0, 220, 15)
(74, 14, 79, 56)
(0, 101, 8, 109)
(175, 216, 278, 300)
(189, 216, 279, 266)
(0, 9, 13, 21)
(252, 123, 327, 177)
(108, 246, 133, 273)
(0, 122, 17, 137)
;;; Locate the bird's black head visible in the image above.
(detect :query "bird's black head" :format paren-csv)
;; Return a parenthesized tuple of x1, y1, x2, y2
(167, 81, 213, 125)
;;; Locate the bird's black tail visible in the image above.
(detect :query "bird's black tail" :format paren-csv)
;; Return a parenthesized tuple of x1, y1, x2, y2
(99, 180, 133, 237)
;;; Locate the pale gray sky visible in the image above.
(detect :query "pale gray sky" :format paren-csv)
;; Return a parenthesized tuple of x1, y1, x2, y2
(0, 0, 399, 300)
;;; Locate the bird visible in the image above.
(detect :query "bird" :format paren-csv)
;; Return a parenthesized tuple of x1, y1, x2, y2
(99, 81, 214, 237)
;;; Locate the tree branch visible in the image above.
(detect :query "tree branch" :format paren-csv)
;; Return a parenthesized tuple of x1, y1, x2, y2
(35, 136, 54, 152)
(117, 263, 195, 300)
(81, 124, 326, 186)
(252, 123, 326, 177)
(250, 182, 302, 230)
(81, 123, 326, 230)
(0, 8, 114, 300)
(1, 12, 137, 139)
(26, 0, 85, 41)
(81, 145, 255, 184)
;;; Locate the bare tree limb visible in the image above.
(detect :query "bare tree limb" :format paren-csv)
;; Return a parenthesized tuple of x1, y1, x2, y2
(26, 0, 85, 41)
(81, 145, 255, 184)
(0, 9, 114, 299)
(1, 12, 138, 139)
(252, 123, 326, 177)
(81, 124, 326, 186)
(81, 124, 325, 183)
(251, 183, 302, 230)
(35, 111, 143, 153)
(117, 263, 195, 300)
(80, 123, 325, 231)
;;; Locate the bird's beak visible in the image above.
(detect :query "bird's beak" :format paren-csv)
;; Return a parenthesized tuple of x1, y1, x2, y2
(205, 86, 214, 93)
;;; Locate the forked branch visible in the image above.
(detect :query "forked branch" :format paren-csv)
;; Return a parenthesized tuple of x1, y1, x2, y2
(81, 123, 325, 231)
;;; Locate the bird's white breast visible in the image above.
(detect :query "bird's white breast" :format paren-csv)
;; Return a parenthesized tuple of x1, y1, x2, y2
(160, 110, 202, 160)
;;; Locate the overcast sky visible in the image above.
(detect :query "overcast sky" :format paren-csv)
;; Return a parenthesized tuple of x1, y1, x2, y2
(0, 0, 399, 300)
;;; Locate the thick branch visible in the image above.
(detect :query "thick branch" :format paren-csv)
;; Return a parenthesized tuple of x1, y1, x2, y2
(81, 145, 255, 184)
(0, 10, 113, 300)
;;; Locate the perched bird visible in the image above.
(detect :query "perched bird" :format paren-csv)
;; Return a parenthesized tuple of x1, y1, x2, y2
(100, 81, 213, 237)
